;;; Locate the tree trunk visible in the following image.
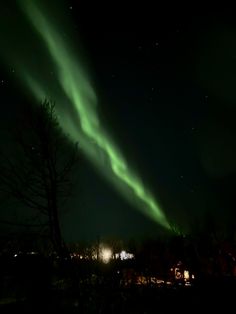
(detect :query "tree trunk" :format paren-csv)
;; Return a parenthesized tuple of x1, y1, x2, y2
(48, 184, 68, 258)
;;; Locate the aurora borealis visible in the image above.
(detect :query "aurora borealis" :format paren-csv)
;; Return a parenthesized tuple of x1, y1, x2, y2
(1, 1, 236, 240)
(0, 1, 170, 230)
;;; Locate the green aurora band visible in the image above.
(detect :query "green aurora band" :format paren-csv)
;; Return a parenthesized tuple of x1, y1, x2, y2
(3, 1, 171, 230)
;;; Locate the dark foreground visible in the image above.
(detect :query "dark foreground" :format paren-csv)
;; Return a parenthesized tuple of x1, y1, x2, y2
(1, 278, 235, 314)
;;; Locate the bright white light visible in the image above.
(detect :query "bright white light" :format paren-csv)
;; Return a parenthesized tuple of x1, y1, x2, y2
(184, 270, 190, 281)
(120, 250, 127, 260)
(120, 250, 134, 260)
(100, 247, 112, 263)
(14, 254, 17, 257)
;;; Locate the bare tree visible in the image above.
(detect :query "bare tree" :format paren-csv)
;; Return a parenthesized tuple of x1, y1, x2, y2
(0, 100, 79, 257)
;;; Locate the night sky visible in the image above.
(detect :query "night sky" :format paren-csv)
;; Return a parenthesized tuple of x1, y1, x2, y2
(0, 1, 236, 242)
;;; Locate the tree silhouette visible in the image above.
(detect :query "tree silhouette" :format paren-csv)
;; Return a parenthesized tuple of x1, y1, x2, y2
(0, 100, 79, 257)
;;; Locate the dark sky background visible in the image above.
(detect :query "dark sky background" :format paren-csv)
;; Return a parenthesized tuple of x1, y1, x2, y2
(0, 2, 236, 242)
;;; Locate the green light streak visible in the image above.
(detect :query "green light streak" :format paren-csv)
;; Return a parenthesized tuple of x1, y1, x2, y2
(11, 1, 170, 229)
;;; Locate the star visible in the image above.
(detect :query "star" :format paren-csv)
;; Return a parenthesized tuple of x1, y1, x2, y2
(69, 6, 73, 10)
